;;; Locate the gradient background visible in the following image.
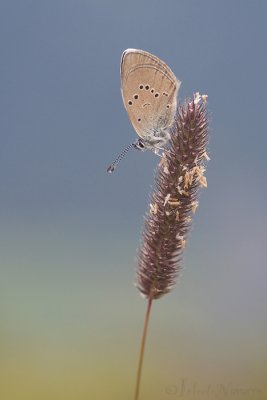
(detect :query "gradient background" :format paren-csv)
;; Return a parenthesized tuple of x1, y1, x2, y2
(0, 1, 266, 399)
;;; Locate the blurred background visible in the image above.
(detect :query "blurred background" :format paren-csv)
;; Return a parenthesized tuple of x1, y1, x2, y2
(0, 1, 266, 399)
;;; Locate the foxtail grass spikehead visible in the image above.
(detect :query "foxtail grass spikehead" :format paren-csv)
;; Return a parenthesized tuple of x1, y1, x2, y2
(136, 93, 210, 300)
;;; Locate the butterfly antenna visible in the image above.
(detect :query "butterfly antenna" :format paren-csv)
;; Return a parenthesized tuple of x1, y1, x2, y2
(107, 142, 136, 173)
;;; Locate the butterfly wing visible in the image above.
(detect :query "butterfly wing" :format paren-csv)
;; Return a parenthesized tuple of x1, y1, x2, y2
(120, 49, 181, 139)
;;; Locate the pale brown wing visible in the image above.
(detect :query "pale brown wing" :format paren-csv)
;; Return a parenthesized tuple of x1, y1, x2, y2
(120, 49, 181, 138)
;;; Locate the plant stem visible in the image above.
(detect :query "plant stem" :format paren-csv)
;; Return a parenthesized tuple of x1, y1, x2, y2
(134, 297, 153, 400)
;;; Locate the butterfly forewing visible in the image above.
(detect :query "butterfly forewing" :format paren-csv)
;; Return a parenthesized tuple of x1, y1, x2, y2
(120, 49, 181, 139)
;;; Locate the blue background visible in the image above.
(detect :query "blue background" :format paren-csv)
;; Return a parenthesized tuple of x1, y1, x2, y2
(0, 1, 266, 399)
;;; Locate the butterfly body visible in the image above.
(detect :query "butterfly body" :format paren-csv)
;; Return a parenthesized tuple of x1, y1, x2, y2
(107, 49, 181, 172)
